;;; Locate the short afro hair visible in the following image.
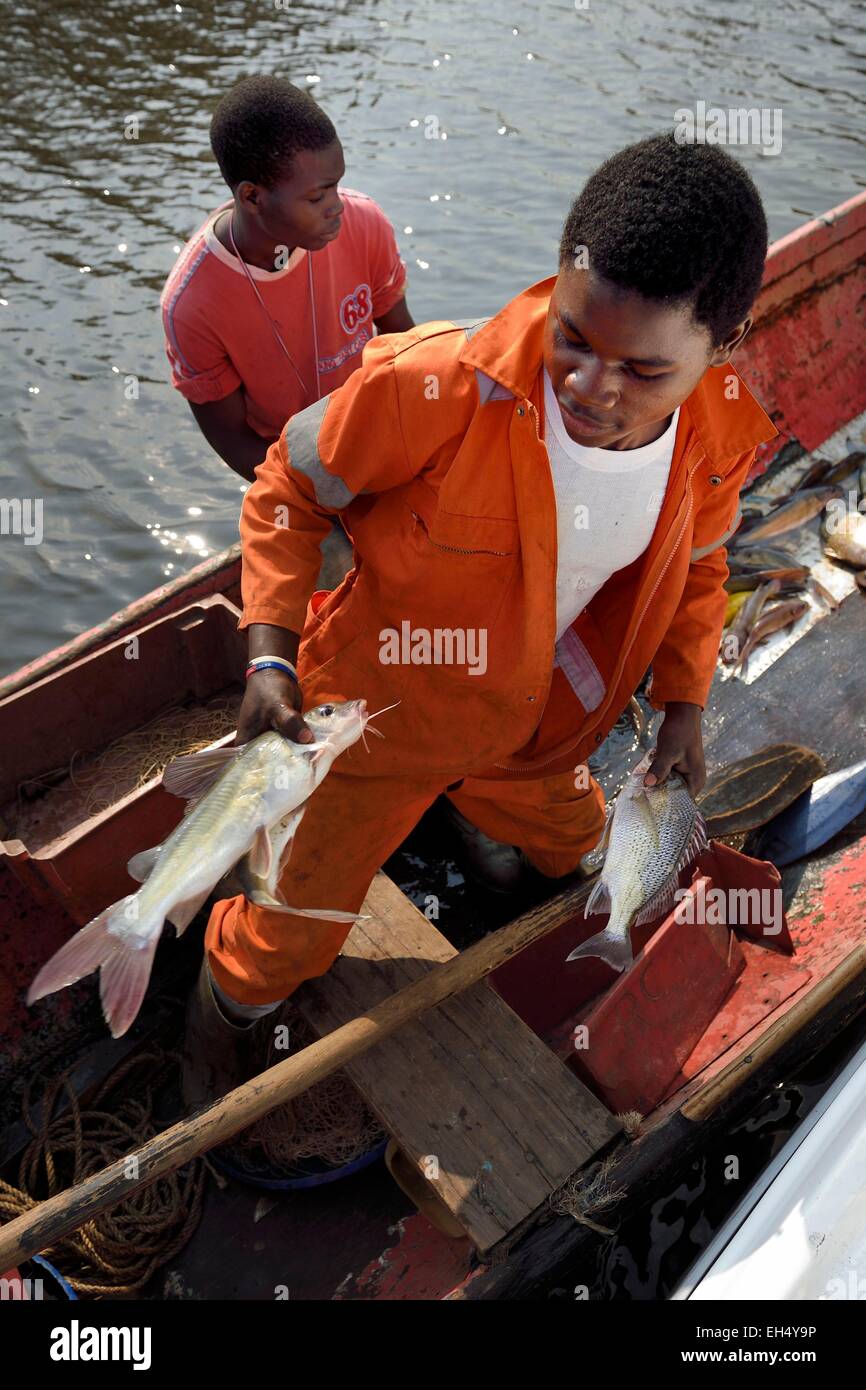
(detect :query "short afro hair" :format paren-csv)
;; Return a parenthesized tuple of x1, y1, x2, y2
(210, 76, 337, 190)
(559, 133, 768, 345)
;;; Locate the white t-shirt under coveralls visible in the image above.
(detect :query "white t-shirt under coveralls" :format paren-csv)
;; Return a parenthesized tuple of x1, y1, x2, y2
(542, 366, 679, 642)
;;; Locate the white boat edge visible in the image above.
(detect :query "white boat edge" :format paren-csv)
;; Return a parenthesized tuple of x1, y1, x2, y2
(671, 1033, 866, 1301)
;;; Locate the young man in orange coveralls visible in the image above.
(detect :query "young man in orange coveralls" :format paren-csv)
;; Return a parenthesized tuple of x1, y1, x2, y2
(183, 133, 776, 1105)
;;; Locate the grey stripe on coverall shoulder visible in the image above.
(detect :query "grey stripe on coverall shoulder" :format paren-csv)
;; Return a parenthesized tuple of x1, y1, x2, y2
(690, 507, 743, 562)
(284, 393, 355, 510)
(451, 318, 514, 403)
(283, 319, 508, 509)
(453, 318, 490, 340)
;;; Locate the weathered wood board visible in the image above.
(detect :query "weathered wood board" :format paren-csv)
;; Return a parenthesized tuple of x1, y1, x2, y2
(292, 872, 619, 1255)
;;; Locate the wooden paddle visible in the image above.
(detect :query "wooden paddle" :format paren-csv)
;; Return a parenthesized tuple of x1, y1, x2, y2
(0, 876, 595, 1273)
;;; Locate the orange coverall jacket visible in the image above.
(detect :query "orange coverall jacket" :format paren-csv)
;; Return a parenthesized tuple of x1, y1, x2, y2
(239, 275, 776, 782)
(204, 276, 776, 1004)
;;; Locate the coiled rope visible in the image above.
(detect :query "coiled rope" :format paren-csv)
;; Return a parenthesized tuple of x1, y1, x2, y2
(0, 1048, 205, 1296)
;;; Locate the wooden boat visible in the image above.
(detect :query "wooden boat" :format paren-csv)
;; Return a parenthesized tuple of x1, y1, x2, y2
(1, 193, 865, 1301)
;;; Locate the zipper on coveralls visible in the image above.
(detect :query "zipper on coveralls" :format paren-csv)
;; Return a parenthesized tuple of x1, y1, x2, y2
(410, 510, 511, 557)
(494, 443, 704, 774)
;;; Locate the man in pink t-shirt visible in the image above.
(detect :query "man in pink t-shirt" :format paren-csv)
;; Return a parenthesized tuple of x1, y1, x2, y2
(161, 76, 414, 481)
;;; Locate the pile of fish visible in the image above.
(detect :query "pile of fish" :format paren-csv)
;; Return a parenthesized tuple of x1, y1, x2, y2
(28, 699, 378, 1038)
(721, 450, 866, 675)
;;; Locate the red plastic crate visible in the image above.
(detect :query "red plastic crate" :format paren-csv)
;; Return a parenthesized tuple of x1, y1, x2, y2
(0, 595, 245, 925)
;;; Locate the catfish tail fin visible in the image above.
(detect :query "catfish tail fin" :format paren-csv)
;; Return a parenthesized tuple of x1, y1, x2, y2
(28, 893, 163, 1038)
(28, 896, 139, 1003)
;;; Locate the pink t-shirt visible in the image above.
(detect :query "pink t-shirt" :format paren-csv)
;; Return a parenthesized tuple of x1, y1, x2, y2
(160, 187, 407, 437)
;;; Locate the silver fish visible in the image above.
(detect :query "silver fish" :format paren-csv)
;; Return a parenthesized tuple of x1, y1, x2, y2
(566, 753, 707, 973)
(733, 596, 809, 676)
(732, 486, 843, 546)
(728, 545, 802, 573)
(27, 700, 370, 1037)
(821, 450, 866, 489)
(724, 566, 809, 594)
(722, 579, 780, 665)
(794, 456, 835, 491)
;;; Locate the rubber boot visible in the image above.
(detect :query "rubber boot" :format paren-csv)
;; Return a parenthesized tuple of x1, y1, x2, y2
(446, 804, 531, 894)
(181, 958, 262, 1112)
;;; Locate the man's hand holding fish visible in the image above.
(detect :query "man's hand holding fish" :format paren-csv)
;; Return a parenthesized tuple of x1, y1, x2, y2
(643, 700, 707, 796)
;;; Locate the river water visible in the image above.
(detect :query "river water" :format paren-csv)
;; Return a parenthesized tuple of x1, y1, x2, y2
(2, 0, 864, 675)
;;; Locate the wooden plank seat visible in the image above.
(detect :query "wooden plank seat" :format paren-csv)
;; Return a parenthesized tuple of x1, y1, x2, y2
(292, 872, 620, 1255)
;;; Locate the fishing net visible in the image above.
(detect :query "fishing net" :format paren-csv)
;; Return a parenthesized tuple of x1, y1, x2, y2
(0, 1049, 205, 1297)
(549, 1156, 627, 1235)
(11, 695, 240, 843)
(68, 695, 240, 814)
(231, 1006, 386, 1170)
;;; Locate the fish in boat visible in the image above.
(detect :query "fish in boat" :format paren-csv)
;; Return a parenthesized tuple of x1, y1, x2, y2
(565, 753, 707, 973)
(724, 566, 809, 594)
(721, 579, 780, 666)
(824, 450, 866, 487)
(732, 487, 844, 546)
(821, 505, 866, 568)
(27, 701, 374, 1037)
(728, 545, 803, 572)
(733, 597, 810, 676)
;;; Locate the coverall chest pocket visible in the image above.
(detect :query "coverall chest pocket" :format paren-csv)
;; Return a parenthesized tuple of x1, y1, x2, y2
(400, 504, 520, 667)
(409, 505, 518, 559)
